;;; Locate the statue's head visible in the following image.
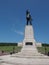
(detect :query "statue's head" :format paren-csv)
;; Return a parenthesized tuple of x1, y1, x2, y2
(26, 10, 30, 14)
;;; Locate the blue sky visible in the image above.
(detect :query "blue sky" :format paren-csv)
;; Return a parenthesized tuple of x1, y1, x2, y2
(0, 0, 49, 43)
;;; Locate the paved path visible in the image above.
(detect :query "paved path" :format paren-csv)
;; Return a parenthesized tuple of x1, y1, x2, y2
(0, 55, 49, 65)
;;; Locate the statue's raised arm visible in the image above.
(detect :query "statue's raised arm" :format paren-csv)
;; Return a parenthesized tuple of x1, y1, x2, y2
(26, 10, 32, 25)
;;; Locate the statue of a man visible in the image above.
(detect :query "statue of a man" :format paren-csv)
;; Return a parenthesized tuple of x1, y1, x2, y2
(26, 10, 32, 25)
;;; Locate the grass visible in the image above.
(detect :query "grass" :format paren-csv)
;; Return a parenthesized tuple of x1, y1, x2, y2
(37, 47, 49, 55)
(0, 46, 22, 52)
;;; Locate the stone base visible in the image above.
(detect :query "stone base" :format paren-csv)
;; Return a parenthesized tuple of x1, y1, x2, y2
(11, 45, 47, 58)
(20, 45, 40, 56)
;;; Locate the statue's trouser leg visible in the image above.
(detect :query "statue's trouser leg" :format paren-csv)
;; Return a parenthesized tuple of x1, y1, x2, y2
(27, 20, 28, 25)
(30, 21, 32, 25)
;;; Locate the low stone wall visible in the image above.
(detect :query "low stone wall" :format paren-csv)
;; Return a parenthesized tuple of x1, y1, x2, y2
(18, 42, 23, 46)
(36, 43, 42, 47)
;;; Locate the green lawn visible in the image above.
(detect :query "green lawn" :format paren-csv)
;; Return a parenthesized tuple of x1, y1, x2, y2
(37, 47, 49, 55)
(0, 46, 22, 52)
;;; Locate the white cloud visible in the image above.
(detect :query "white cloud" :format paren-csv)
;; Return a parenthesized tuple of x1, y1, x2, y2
(14, 30, 24, 35)
(11, 23, 24, 35)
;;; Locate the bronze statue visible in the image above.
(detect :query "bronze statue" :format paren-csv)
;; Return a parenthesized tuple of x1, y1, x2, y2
(26, 10, 32, 25)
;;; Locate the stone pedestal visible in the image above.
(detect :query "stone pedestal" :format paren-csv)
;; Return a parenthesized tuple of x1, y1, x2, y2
(23, 25, 35, 46)
(20, 25, 41, 56)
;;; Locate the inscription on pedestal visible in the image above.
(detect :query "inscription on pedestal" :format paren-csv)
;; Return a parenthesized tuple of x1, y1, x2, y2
(25, 42, 33, 45)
